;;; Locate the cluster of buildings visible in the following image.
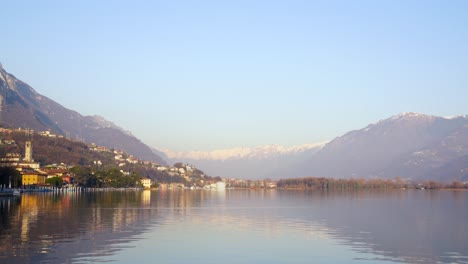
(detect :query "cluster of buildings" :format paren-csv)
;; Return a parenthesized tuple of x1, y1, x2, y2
(0, 139, 157, 189)
(89, 144, 142, 167)
(155, 164, 197, 177)
(38, 130, 64, 139)
(0, 140, 72, 187)
(89, 142, 214, 187)
(0, 129, 228, 190)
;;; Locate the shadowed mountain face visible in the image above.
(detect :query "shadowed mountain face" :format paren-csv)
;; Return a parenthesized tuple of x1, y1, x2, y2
(281, 113, 468, 182)
(0, 65, 165, 164)
(162, 113, 468, 181)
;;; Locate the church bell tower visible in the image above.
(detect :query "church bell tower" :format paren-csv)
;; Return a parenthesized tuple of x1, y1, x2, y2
(24, 141, 33, 162)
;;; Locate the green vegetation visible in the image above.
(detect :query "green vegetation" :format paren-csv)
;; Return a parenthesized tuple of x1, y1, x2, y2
(45, 176, 63, 187)
(70, 166, 141, 188)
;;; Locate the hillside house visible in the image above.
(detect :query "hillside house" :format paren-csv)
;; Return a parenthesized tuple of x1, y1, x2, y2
(141, 178, 152, 188)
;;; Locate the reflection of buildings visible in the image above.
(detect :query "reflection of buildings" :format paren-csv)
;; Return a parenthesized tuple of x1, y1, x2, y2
(142, 190, 151, 206)
(0, 191, 158, 262)
(19, 194, 40, 242)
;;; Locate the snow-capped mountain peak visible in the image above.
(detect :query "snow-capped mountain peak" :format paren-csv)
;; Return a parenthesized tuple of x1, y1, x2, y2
(163, 142, 327, 161)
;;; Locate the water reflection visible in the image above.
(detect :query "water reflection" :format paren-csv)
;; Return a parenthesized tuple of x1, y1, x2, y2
(0, 190, 467, 263)
(0, 192, 157, 263)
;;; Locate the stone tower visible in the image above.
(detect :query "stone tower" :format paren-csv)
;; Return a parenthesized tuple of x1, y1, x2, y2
(24, 141, 33, 162)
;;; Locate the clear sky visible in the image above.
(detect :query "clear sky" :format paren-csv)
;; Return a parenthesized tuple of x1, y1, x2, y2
(2, 0, 467, 151)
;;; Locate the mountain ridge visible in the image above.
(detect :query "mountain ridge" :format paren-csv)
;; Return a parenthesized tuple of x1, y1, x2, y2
(163, 112, 468, 181)
(163, 142, 327, 161)
(281, 112, 468, 181)
(0, 65, 166, 164)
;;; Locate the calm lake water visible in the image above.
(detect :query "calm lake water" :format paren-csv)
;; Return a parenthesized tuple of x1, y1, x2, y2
(0, 189, 467, 263)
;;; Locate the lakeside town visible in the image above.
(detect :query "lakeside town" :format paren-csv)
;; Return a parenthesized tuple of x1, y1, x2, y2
(0, 127, 278, 195)
(1, 127, 467, 197)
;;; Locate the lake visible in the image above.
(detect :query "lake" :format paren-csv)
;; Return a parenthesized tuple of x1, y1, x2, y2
(0, 189, 467, 263)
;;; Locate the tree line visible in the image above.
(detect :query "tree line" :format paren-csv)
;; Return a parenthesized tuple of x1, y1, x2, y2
(276, 177, 468, 190)
(70, 166, 142, 188)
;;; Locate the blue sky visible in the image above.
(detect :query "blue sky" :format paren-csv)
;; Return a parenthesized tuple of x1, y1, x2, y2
(2, 0, 467, 151)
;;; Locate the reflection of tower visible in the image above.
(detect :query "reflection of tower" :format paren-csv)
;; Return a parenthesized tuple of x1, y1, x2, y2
(24, 141, 33, 162)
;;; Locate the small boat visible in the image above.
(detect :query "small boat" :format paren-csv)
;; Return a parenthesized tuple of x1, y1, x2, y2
(13, 190, 21, 196)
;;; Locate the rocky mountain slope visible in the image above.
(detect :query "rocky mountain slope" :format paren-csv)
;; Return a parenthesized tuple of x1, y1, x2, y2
(0, 64, 165, 164)
(165, 113, 468, 182)
(280, 113, 468, 182)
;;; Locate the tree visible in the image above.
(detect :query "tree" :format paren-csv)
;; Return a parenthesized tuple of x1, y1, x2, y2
(46, 176, 63, 187)
(450, 181, 465, 189)
(70, 166, 93, 187)
(0, 166, 21, 189)
(173, 162, 186, 168)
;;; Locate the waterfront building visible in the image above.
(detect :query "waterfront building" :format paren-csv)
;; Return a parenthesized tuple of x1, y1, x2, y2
(141, 178, 152, 188)
(21, 171, 47, 186)
(216, 181, 226, 190)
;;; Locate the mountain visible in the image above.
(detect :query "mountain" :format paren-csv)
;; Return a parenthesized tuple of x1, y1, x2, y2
(0, 64, 165, 164)
(280, 113, 468, 182)
(164, 113, 468, 182)
(164, 143, 326, 179)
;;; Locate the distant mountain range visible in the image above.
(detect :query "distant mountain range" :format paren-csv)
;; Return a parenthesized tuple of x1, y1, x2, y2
(284, 112, 468, 182)
(0, 64, 165, 164)
(163, 143, 326, 179)
(165, 113, 468, 182)
(2, 64, 466, 182)
(164, 143, 326, 161)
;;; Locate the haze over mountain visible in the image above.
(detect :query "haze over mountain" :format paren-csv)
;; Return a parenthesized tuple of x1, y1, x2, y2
(1, 64, 466, 182)
(163, 143, 326, 179)
(164, 113, 468, 182)
(276, 113, 468, 182)
(0, 64, 165, 164)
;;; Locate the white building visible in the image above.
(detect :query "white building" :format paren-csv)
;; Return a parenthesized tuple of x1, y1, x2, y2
(216, 181, 226, 190)
(141, 178, 152, 188)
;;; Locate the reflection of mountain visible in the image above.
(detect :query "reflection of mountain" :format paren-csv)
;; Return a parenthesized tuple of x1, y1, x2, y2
(0, 190, 222, 263)
(165, 190, 466, 264)
(0, 193, 158, 263)
(1, 190, 466, 263)
(273, 190, 467, 264)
